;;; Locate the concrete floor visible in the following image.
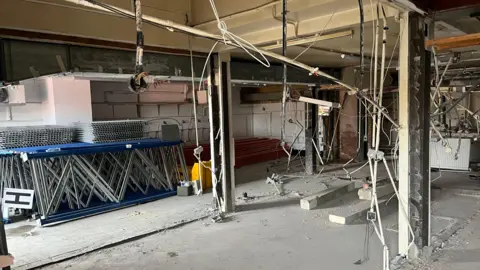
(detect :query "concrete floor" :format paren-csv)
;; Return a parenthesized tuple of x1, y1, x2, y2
(6, 162, 480, 270)
(405, 210, 480, 270)
(403, 171, 480, 270)
(41, 164, 394, 270)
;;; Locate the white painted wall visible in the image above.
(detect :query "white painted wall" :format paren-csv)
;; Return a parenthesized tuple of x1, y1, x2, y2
(0, 79, 43, 127)
(49, 77, 92, 125)
(0, 76, 91, 127)
(252, 101, 307, 150)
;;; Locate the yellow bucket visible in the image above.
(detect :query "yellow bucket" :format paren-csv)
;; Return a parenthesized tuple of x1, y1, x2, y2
(192, 161, 213, 190)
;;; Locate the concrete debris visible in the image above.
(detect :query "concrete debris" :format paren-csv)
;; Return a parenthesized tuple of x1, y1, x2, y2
(358, 184, 394, 200)
(237, 195, 257, 202)
(292, 191, 303, 197)
(266, 173, 284, 195)
(329, 198, 388, 225)
(300, 182, 355, 210)
(167, 252, 178, 258)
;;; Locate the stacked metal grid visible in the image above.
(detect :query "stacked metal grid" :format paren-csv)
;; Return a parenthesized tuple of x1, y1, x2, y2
(76, 120, 147, 143)
(0, 126, 76, 149)
(0, 144, 189, 222)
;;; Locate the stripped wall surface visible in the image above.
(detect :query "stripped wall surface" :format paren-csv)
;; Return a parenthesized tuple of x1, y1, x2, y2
(90, 82, 255, 143)
(251, 102, 307, 150)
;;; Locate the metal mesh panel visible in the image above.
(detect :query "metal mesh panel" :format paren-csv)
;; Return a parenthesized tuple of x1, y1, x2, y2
(0, 125, 76, 149)
(75, 120, 147, 143)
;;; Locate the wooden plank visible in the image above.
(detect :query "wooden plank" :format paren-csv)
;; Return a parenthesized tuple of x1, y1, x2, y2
(426, 33, 480, 51)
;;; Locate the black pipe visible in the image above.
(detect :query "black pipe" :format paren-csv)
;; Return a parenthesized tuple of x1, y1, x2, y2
(281, 0, 288, 143)
(311, 87, 318, 172)
(358, 0, 364, 78)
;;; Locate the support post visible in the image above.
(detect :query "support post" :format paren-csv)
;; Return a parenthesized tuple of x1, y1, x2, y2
(357, 98, 367, 161)
(216, 52, 235, 213)
(398, 11, 431, 258)
(208, 54, 222, 208)
(305, 87, 317, 175)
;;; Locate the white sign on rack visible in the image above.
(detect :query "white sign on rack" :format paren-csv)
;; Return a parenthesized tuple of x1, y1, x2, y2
(2, 188, 35, 209)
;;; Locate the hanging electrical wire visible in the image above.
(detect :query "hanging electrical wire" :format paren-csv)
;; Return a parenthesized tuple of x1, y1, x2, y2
(65, 0, 398, 132)
(293, 9, 337, 60)
(129, 0, 148, 93)
(188, 36, 205, 195)
(367, 5, 390, 270)
(209, 0, 270, 67)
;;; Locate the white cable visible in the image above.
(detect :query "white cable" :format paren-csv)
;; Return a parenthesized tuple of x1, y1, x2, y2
(348, 161, 369, 175)
(293, 9, 337, 60)
(382, 158, 415, 253)
(383, 22, 404, 85)
(369, 5, 390, 269)
(432, 56, 453, 113)
(209, 0, 270, 67)
(372, 4, 380, 147)
(199, 42, 219, 92)
(188, 36, 205, 195)
(431, 141, 443, 183)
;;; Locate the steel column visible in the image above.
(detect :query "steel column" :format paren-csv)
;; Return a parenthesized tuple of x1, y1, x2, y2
(305, 87, 317, 174)
(217, 53, 235, 213)
(208, 54, 222, 208)
(357, 98, 367, 161)
(398, 11, 431, 257)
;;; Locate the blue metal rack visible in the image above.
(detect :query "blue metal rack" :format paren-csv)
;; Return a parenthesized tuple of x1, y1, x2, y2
(0, 139, 189, 225)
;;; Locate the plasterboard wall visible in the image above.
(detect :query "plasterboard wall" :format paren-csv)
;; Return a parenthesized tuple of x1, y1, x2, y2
(0, 76, 91, 127)
(90, 82, 255, 143)
(252, 101, 307, 150)
(0, 78, 44, 127)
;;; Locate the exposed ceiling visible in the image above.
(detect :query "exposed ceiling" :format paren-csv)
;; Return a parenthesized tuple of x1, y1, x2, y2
(196, 0, 400, 68)
(231, 18, 401, 68)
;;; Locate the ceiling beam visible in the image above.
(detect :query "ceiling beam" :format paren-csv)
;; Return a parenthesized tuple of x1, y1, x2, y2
(411, 0, 480, 11)
(426, 33, 480, 51)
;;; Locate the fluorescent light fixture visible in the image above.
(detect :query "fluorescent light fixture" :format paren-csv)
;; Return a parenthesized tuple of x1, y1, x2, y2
(262, 30, 353, 50)
(298, 96, 341, 109)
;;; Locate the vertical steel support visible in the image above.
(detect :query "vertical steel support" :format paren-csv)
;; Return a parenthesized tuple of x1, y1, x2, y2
(305, 87, 317, 175)
(398, 11, 431, 257)
(217, 52, 235, 213)
(357, 99, 367, 161)
(398, 11, 410, 257)
(410, 13, 431, 253)
(208, 54, 222, 208)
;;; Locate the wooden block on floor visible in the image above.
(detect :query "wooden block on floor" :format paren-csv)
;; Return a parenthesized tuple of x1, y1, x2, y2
(358, 184, 394, 200)
(300, 182, 355, 210)
(329, 198, 387, 225)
